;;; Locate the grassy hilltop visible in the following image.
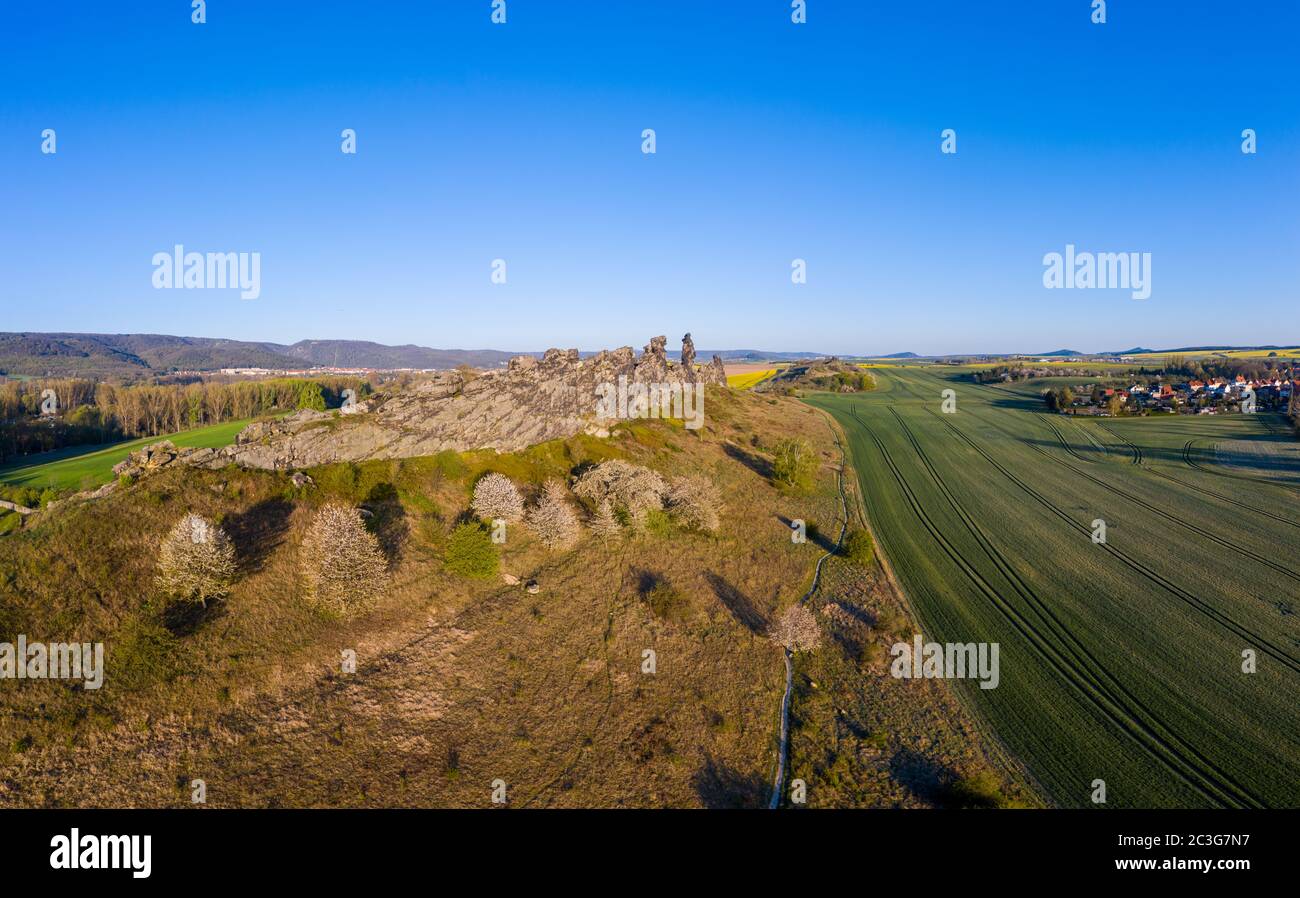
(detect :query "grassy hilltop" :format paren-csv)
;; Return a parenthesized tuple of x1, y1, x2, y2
(0, 385, 1024, 808)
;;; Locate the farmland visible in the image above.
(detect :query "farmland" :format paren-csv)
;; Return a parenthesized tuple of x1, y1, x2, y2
(805, 367, 1300, 808)
(726, 368, 778, 390)
(0, 419, 252, 493)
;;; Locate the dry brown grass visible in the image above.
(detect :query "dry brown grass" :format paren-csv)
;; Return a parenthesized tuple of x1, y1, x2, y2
(782, 442, 1044, 809)
(1, 386, 852, 808)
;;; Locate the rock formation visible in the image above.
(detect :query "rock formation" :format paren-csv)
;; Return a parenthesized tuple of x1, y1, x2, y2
(121, 334, 728, 475)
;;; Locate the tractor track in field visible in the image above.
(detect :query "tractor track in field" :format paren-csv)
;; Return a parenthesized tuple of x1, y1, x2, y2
(1093, 421, 1143, 465)
(1182, 438, 1300, 496)
(1032, 417, 1300, 587)
(878, 406, 1264, 809)
(1141, 453, 1300, 530)
(930, 408, 1300, 678)
(1067, 417, 1120, 462)
(1044, 416, 1105, 466)
(1064, 418, 1298, 528)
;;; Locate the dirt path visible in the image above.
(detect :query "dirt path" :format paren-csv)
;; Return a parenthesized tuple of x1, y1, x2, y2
(768, 422, 848, 808)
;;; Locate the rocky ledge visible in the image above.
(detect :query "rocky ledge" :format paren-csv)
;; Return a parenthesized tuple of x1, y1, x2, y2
(116, 334, 726, 475)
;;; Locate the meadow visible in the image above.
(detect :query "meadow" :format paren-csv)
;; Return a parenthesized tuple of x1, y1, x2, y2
(805, 367, 1300, 808)
(0, 419, 252, 493)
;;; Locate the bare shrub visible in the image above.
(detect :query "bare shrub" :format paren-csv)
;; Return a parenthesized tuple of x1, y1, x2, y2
(572, 460, 666, 525)
(665, 475, 721, 532)
(470, 472, 525, 523)
(768, 604, 822, 652)
(590, 498, 621, 540)
(527, 479, 580, 550)
(156, 513, 236, 607)
(299, 502, 389, 617)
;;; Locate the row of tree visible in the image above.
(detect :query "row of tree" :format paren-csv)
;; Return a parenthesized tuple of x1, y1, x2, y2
(0, 376, 371, 461)
(1153, 355, 1294, 383)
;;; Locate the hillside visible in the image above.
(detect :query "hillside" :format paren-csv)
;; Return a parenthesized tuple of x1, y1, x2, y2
(755, 358, 877, 394)
(0, 333, 531, 377)
(0, 333, 299, 377)
(281, 340, 516, 370)
(2, 332, 819, 378)
(0, 376, 1029, 809)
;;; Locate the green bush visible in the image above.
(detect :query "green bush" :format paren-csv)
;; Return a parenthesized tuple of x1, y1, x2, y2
(443, 522, 499, 578)
(771, 438, 817, 492)
(644, 580, 689, 623)
(0, 485, 39, 508)
(841, 529, 874, 564)
(642, 508, 675, 537)
(296, 382, 327, 411)
(943, 770, 1012, 809)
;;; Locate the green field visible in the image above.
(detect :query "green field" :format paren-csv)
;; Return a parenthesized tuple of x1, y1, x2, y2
(805, 368, 1300, 808)
(0, 419, 252, 492)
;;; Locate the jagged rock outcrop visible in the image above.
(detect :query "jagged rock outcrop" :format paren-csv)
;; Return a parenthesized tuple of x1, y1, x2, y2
(113, 440, 213, 479)
(138, 334, 728, 474)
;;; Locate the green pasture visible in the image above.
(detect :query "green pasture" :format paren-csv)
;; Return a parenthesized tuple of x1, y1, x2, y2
(805, 367, 1300, 808)
(0, 419, 252, 493)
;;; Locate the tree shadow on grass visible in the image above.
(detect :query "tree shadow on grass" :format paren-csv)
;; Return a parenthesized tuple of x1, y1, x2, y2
(691, 755, 769, 809)
(889, 748, 964, 807)
(723, 442, 773, 479)
(160, 596, 226, 637)
(704, 572, 767, 635)
(223, 497, 294, 575)
(830, 626, 864, 664)
(776, 514, 837, 553)
(363, 482, 408, 564)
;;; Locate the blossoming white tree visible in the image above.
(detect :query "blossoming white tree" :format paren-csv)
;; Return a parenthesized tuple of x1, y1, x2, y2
(156, 513, 237, 607)
(470, 472, 525, 523)
(666, 475, 721, 532)
(299, 502, 389, 617)
(527, 479, 581, 550)
(769, 604, 822, 652)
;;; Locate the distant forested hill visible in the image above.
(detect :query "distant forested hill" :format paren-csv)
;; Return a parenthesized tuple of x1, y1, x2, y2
(0, 333, 517, 377)
(280, 340, 516, 370)
(0, 333, 299, 377)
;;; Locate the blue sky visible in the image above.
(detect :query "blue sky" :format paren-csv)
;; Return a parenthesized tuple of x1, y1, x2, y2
(1, 1, 1296, 356)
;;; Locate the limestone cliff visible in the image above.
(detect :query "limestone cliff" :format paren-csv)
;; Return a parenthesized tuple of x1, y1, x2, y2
(115, 335, 727, 475)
